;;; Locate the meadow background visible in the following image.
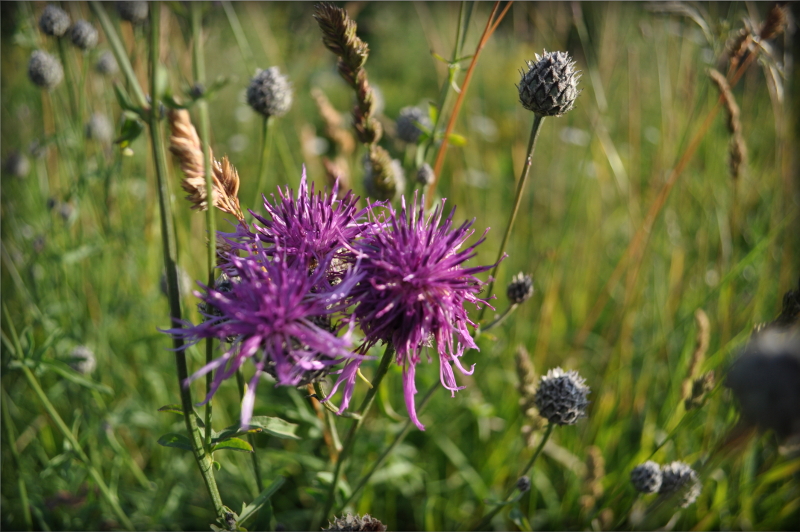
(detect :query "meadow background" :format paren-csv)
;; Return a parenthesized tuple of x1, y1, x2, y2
(1, 2, 798, 530)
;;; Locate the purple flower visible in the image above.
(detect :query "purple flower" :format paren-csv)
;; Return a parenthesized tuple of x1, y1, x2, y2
(347, 193, 497, 430)
(223, 169, 373, 278)
(163, 245, 366, 427)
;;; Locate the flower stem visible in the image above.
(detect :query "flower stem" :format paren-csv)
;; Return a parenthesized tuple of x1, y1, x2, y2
(236, 369, 265, 493)
(473, 423, 554, 530)
(1, 390, 33, 531)
(256, 115, 273, 203)
(2, 304, 135, 530)
(316, 344, 396, 529)
(479, 114, 545, 322)
(147, 3, 227, 525)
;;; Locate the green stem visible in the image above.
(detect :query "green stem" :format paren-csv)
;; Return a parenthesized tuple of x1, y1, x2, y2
(191, 0, 218, 452)
(316, 344, 396, 528)
(3, 305, 135, 530)
(89, 2, 148, 109)
(479, 114, 545, 322)
(2, 390, 33, 531)
(480, 303, 519, 333)
(342, 382, 438, 508)
(236, 369, 265, 493)
(473, 424, 554, 530)
(56, 38, 79, 119)
(147, 4, 227, 525)
(256, 115, 272, 203)
(221, 1, 256, 75)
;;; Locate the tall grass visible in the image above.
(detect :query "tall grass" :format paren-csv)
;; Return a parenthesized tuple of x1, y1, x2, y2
(2, 2, 797, 531)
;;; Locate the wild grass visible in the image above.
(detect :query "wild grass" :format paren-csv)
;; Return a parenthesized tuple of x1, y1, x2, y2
(1, 2, 798, 531)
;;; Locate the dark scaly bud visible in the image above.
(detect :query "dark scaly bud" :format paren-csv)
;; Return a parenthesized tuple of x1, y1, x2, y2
(518, 50, 581, 117)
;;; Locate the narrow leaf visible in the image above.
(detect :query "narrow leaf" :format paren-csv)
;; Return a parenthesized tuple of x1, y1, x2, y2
(238, 477, 286, 526)
(157, 404, 184, 415)
(41, 361, 113, 395)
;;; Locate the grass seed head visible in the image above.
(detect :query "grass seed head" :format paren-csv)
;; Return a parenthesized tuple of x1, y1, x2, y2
(28, 50, 64, 90)
(39, 5, 71, 37)
(70, 20, 99, 50)
(518, 50, 582, 117)
(363, 147, 405, 202)
(247, 66, 293, 119)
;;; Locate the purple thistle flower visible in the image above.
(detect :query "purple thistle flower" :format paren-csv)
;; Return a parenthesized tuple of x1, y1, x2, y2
(163, 245, 367, 428)
(223, 169, 373, 277)
(347, 193, 497, 430)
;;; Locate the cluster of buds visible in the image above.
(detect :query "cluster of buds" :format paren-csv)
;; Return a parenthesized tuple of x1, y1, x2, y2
(630, 460, 701, 507)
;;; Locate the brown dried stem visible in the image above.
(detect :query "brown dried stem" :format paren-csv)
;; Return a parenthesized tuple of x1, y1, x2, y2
(168, 109, 244, 221)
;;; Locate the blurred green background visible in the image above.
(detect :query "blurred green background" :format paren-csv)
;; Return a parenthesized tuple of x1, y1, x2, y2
(1, 2, 798, 530)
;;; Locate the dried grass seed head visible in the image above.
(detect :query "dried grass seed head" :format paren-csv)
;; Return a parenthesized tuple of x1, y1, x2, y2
(70, 20, 99, 50)
(534, 367, 590, 425)
(28, 50, 64, 90)
(39, 5, 71, 37)
(507, 272, 534, 304)
(518, 50, 581, 117)
(659, 461, 701, 508)
(247, 67, 293, 119)
(116, 1, 149, 24)
(396, 106, 432, 143)
(630, 461, 663, 494)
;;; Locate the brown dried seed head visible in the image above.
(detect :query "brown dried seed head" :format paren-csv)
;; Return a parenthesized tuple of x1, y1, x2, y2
(760, 3, 788, 41)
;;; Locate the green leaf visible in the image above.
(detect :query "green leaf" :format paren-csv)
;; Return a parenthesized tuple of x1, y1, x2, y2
(157, 433, 193, 451)
(40, 361, 113, 395)
(211, 437, 253, 453)
(116, 112, 145, 147)
(113, 82, 135, 112)
(213, 425, 263, 444)
(157, 404, 184, 415)
(248, 416, 300, 440)
(427, 102, 439, 124)
(238, 477, 286, 526)
(447, 133, 468, 147)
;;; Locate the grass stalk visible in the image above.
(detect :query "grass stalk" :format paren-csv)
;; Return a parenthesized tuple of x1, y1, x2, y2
(479, 114, 545, 322)
(2, 390, 33, 531)
(316, 344, 396, 529)
(3, 305, 135, 530)
(256, 116, 273, 202)
(147, 3, 227, 524)
(473, 423, 554, 530)
(221, 1, 257, 75)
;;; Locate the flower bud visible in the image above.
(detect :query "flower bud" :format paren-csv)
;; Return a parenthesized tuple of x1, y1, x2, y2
(518, 50, 581, 117)
(323, 514, 386, 532)
(247, 67, 293, 119)
(507, 272, 534, 304)
(69, 345, 96, 375)
(86, 113, 114, 144)
(28, 50, 64, 90)
(4, 152, 30, 178)
(39, 5, 71, 37)
(630, 461, 662, 494)
(70, 20, 99, 50)
(116, 1, 148, 24)
(416, 163, 435, 186)
(516, 476, 532, 493)
(659, 461, 701, 508)
(396, 106, 431, 143)
(534, 367, 590, 425)
(96, 51, 119, 76)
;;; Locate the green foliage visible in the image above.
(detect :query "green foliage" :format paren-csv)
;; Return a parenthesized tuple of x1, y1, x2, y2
(1, 2, 797, 531)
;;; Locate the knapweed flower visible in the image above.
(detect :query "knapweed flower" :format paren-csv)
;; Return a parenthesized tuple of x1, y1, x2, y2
(39, 5, 71, 37)
(518, 50, 581, 117)
(534, 367, 590, 425)
(163, 247, 365, 427)
(70, 20, 99, 50)
(395, 106, 431, 144)
(347, 193, 496, 430)
(224, 170, 372, 275)
(323, 514, 387, 532)
(28, 50, 63, 90)
(630, 461, 662, 494)
(247, 66, 293, 119)
(659, 461, 701, 508)
(507, 272, 534, 304)
(116, 1, 148, 24)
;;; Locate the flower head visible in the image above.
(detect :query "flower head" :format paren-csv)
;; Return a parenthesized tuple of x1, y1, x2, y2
(96, 51, 118, 76)
(507, 272, 534, 304)
(348, 193, 496, 430)
(416, 163, 435, 186)
(534, 367, 590, 425)
(630, 461, 662, 494)
(86, 113, 114, 144)
(247, 66, 293, 118)
(516, 476, 532, 493)
(116, 1, 148, 24)
(28, 50, 63, 90)
(69, 345, 96, 375)
(70, 20, 99, 50)
(224, 169, 372, 276)
(659, 461, 701, 508)
(395, 106, 431, 144)
(518, 50, 581, 117)
(39, 5, 71, 37)
(323, 514, 386, 532)
(163, 247, 364, 427)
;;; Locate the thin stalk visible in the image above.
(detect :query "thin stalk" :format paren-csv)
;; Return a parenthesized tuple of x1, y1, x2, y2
(148, 3, 227, 524)
(480, 303, 520, 333)
(236, 369, 264, 493)
(3, 305, 135, 530)
(479, 115, 545, 322)
(56, 38, 79, 119)
(427, 1, 513, 209)
(2, 390, 33, 531)
(89, 2, 148, 108)
(316, 344, 396, 529)
(256, 116, 273, 202)
(222, 1, 256, 75)
(191, 0, 218, 451)
(473, 424, 554, 531)
(342, 383, 438, 508)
